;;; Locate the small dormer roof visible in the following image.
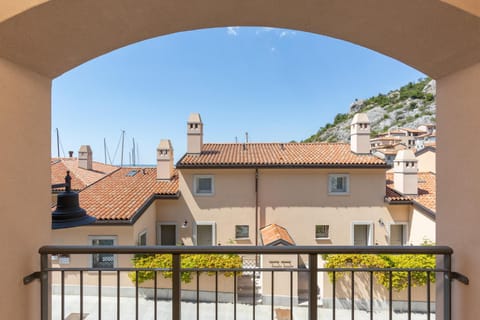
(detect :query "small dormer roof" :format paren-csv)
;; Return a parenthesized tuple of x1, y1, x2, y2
(157, 139, 173, 150)
(351, 113, 370, 124)
(188, 113, 202, 123)
(394, 149, 416, 162)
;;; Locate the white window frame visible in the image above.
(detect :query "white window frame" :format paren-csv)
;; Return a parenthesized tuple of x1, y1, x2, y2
(193, 175, 215, 196)
(328, 174, 350, 195)
(315, 225, 330, 240)
(235, 225, 250, 240)
(351, 222, 374, 246)
(389, 223, 408, 246)
(89, 235, 117, 268)
(157, 222, 178, 246)
(137, 230, 147, 246)
(193, 221, 216, 246)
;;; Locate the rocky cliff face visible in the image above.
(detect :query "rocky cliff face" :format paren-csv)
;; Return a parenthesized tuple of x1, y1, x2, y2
(304, 78, 436, 142)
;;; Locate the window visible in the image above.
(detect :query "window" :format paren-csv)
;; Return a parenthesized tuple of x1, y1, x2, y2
(157, 224, 177, 245)
(315, 225, 329, 239)
(390, 224, 407, 246)
(90, 236, 116, 268)
(235, 225, 249, 239)
(328, 174, 349, 194)
(138, 231, 147, 246)
(194, 175, 214, 195)
(352, 223, 372, 245)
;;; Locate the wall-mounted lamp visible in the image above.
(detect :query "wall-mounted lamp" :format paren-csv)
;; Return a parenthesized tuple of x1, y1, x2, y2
(378, 218, 385, 226)
(181, 219, 188, 228)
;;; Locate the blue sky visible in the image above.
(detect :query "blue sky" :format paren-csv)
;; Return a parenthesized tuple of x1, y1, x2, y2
(52, 27, 425, 165)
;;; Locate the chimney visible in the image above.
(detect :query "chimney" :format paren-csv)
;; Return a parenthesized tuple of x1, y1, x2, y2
(187, 113, 203, 154)
(393, 150, 418, 195)
(350, 113, 371, 154)
(78, 145, 92, 170)
(157, 139, 174, 180)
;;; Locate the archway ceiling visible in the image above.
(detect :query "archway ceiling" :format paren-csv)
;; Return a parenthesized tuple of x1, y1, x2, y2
(0, 0, 479, 79)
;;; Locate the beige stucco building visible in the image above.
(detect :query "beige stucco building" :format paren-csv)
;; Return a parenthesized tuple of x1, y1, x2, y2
(51, 113, 436, 306)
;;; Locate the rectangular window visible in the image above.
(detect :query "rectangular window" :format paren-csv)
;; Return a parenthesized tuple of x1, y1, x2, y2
(158, 224, 177, 245)
(235, 225, 249, 239)
(315, 225, 329, 239)
(390, 224, 407, 246)
(90, 236, 116, 268)
(194, 175, 214, 195)
(328, 174, 349, 194)
(138, 231, 147, 246)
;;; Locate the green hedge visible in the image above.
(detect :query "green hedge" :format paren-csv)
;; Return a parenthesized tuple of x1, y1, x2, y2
(129, 253, 243, 284)
(323, 253, 436, 291)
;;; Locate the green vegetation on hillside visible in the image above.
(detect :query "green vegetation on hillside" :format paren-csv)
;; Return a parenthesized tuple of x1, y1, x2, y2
(303, 77, 434, 143)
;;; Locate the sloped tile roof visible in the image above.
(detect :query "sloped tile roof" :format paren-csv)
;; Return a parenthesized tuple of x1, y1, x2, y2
(78, 168, 179, 221)
(385, 172, 436, 214)
(178, 143, 387, 168)
(51, 158, 118, 191)
(260, 224, 295, 246)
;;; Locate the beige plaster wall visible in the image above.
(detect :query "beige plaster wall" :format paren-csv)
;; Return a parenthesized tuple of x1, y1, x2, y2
(409, 208, 435, 244)
(417, 150, 436, 173)
(437, 61, 480, 320)
(52, 225, 134, 287)
(132, 203, 157, 245)
(0, 57, 51, 320)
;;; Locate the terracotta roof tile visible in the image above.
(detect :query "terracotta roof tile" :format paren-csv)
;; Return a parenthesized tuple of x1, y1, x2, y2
(385, 172, 436, 213)
(78, 168, 178, 221)
(260, 224, 295, 246)
(51, 158, 118, 191)
(178, 143, 386, 168)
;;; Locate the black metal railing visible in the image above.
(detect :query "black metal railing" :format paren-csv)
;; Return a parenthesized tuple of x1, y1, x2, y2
(25, 245, 468, 320)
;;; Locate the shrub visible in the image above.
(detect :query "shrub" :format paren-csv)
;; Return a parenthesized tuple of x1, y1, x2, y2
(129, 253, 243, 284)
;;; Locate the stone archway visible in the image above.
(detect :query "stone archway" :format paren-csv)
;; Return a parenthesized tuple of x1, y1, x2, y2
(0, 1, 479, 319)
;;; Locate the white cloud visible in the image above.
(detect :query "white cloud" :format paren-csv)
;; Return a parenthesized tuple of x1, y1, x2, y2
(227, 27, 240, 36)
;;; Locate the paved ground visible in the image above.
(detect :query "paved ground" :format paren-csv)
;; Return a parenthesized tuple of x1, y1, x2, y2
(52, 294, 435, 320)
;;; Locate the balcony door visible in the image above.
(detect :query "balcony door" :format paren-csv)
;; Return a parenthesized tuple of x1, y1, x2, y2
(195, 222, 216, 246)
(353, 223, 372, 245)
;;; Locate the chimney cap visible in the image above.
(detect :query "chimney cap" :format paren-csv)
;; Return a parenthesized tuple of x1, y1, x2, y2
(351, 113, 370, 124)
(188, 113, 202, 123)
(78, 145, 92, 153)
(394, 150, 417, 162)
(157, 139, 173, 150)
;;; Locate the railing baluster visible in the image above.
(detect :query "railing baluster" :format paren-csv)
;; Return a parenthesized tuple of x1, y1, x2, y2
(197, 271, 200, 320)
(309, 254, 318, 320)
(80, 270, 84, 320)
(351, 271, 354, 320)
(407, 271, 411, 320)
(234, 271, 237, 320)
(427, 271, 431, 320)
(117, 270, 120, 320)
(172, 253, 181, 320)
(369, 271, 373, 320)
(271, 270, 274, 320)
(154, 271, 158, 320)
(388, 271, 392, 320)
(253, 270, 256, 320)
(215, 271, 218, 320)
(61, 270, 65, 320)
(135, 270, 139, 320)
(99, 270, 102, 320)
(333, 271, 336, 320)
(290, 270, 293, 320)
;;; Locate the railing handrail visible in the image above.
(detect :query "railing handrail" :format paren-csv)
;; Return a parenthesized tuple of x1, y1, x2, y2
(39, 245, 453, 255)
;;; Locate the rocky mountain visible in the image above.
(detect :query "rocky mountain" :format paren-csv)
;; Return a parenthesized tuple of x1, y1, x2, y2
(303, 78, 436, 142)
